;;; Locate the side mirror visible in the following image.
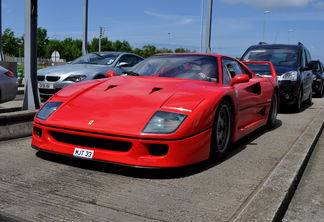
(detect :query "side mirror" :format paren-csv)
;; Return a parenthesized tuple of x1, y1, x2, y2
(230, 74, 250, 86)
(117, 62, 129, 68)
(106, 70, 115, 78)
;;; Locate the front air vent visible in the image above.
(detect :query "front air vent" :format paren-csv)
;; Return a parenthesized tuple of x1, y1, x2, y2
(49, 131, 132, 152)
(149, 87, 163, 94)
(37, 76, 45, 81)
(46, 76, 60, 82)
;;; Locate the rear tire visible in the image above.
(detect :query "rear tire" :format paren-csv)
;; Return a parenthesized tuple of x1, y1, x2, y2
(210, 100, 233, 160)
(267, 92, 278, 129)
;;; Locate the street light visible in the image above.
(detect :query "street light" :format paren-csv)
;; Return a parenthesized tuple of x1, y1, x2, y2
(288, 29, 294, 44)
(262, 10, 270, 42)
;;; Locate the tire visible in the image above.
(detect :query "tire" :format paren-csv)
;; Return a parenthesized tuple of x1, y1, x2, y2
(267, 91, 278, 129)
(294, 89, 303, 112)
(306, 87, 312, 105)
(210, 100, 233, 160)
(317, 82, 324, 98)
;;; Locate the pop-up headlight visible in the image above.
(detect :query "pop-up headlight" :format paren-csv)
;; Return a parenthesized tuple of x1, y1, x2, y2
(143, 111, 187, 134)
(36, 102, 63, 120)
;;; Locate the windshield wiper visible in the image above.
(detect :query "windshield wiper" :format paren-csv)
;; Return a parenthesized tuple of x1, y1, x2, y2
(123, 71, 140, 76)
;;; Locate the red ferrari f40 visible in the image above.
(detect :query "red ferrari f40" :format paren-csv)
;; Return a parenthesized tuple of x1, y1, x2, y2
(32, 54, 278, 168)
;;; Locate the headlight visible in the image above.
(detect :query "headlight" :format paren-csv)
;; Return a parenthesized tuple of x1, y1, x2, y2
(143, 111, 187, 134)
(64, 75, 87, 82)
(36, 102, 63, 120)
(278, 71, 298, 81)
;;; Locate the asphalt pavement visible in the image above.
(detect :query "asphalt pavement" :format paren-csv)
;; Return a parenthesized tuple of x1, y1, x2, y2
(0, 90, 323, 221)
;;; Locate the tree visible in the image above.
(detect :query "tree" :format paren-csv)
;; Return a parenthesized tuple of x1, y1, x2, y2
(141, 45, 157, 58)
(2, 28, 21, 57)
(37, 27, 49, 58)
(45, 39, 63, 59)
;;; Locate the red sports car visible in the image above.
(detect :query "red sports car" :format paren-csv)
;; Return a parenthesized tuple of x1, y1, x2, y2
(32, 54, 278, 168)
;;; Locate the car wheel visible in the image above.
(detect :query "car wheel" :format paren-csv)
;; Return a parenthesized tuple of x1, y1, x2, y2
(267, 92, 278, 129)
(210, 100, 233, 160)
(318, 82, 324, 98)
(294, 89, 303, 112)
(306, 87, 312, 105)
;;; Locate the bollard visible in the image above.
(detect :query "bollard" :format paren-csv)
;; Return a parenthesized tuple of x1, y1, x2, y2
(17, 68, 23, 86)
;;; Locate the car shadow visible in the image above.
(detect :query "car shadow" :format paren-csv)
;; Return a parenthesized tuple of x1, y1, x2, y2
(35, 120, 282, 179)
(279, 102, 314, 114)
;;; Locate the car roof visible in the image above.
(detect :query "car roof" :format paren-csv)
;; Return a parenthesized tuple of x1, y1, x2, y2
(246, 43, 304, 51)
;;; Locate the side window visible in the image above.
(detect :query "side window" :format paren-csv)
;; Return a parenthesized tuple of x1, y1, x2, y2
(118, 55, 140, 67)
(222, 63, 232, 86)
(222, 57, 245, 79)
(301, 50, 306, 68)
(305, 49, 312, 64)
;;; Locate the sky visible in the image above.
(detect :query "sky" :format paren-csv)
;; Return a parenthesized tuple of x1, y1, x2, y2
(2, 0, 324, 61)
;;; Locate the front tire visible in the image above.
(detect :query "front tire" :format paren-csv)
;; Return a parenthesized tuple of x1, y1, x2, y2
(306, 87, 312, 105)
(267, 92, 278, 129)
(294, 89, 303, 112)
(210, 100, 233, 160)
(317, 82, 324, 98)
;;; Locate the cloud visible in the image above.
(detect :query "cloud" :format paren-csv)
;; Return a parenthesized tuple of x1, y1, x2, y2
(221, 0, 316, 9)
(144, 10, 197, 25)
(313, 1, 324, 9)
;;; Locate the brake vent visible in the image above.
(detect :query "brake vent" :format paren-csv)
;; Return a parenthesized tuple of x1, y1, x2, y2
(149, 87, 163, 94)
(105, 85, 118, 91)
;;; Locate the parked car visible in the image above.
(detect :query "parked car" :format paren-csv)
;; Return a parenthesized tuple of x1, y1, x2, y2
(37, 51, 143, 100)
(241, 42, 313, 111)
(0, 66, 17, 103)
(32, 53, 278, 168)
(310, 60, 324, 97)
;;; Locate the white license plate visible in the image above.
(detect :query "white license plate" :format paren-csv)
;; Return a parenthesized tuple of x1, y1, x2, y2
(38, 83, 54, 89)
(73, 148, 94, 159)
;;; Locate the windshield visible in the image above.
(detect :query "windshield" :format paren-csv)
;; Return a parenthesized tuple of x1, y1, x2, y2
(311, 61, 321, 72)
(131, 55, 219, 83)
(242, 48, 299, 68)
(71, 53, 118, 65)
(245, 64, 272, 76)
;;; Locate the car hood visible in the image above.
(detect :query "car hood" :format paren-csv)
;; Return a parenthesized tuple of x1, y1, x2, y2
(43, 76, 221, 138)
(37, 64, 114, 76)
(273, 66, 298, 75)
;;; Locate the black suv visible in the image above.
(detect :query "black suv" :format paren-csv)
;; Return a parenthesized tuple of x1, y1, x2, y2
(241, 43, 313, 111)
(310, 60, 324, 97)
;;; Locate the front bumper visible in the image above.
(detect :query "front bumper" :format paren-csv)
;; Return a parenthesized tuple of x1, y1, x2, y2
(278, 80, 300, 105)
(31, 122, 212, 168)
(38, 81, 72, 97)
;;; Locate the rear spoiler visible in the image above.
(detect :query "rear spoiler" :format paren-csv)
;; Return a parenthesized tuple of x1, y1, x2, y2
(242, 61, 277, 78)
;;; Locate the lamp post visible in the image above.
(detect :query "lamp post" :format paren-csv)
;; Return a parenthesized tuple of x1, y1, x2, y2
(262, 10, 270, 42)
(200, 0, 204, 53)
(288, 29, 294, 44)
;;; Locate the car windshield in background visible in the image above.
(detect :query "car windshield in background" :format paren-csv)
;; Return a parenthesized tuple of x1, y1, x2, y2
(242, 48, 299, 68)
(131, 55, 219, 83)
(245, 63, 272, 76)
(71, 53, 118, 65)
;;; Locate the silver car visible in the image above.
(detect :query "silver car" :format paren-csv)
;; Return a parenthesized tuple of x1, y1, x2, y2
(0, 66, 18, 103)
(37, 51, 143, 99)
